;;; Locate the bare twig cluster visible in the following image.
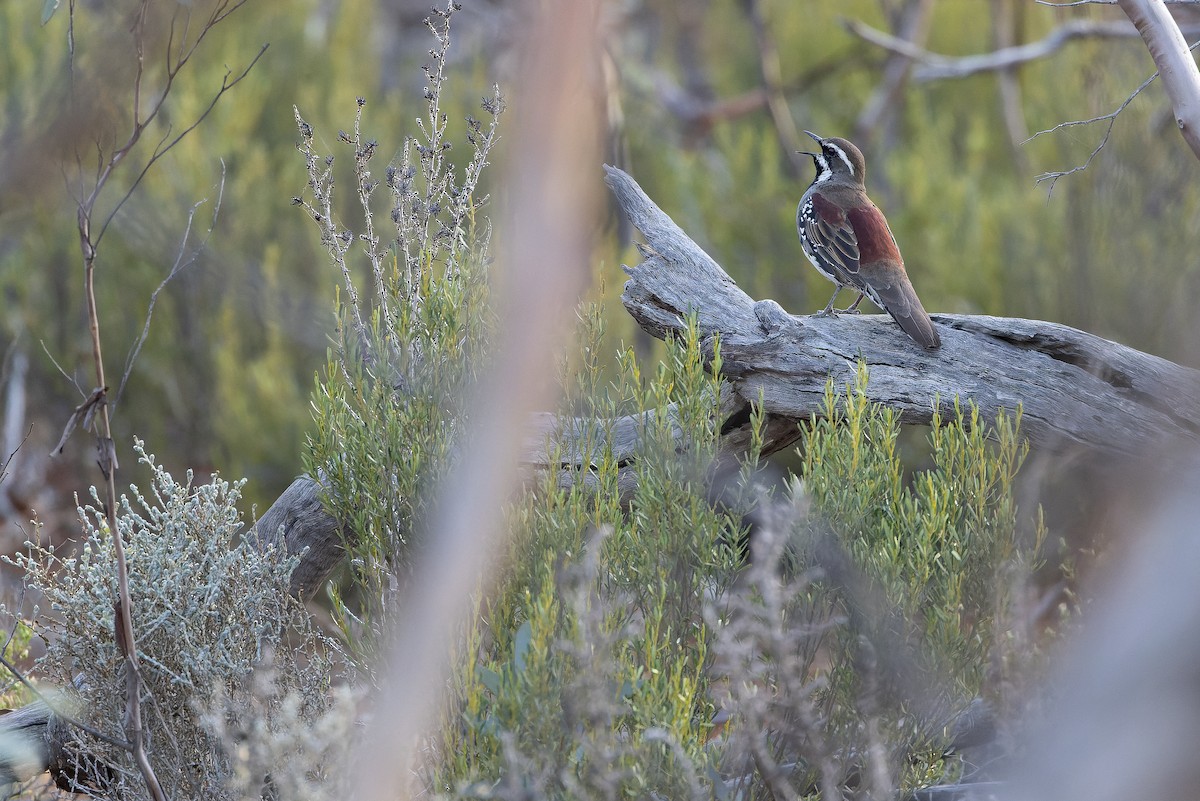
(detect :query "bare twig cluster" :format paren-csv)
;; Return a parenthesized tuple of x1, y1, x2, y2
(294, 2, 502, 383)
(846, 3, 1200, 188)
(1024, 69, 1162, 194)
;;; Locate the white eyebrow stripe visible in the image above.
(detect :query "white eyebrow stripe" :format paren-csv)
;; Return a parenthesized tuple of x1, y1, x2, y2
(826, 143, 854, 176)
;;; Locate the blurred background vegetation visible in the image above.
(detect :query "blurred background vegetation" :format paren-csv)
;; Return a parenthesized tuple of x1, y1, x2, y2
(0, 0, 1197, 534)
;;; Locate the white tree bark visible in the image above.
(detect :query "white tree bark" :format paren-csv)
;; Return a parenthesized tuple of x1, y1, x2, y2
(1118, 0, 1200, 159)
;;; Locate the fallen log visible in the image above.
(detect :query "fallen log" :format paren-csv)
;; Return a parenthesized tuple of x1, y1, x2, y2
(605, 163, 1200, 459)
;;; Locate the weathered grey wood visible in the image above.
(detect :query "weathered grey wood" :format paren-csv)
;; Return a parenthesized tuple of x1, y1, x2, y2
(610, 185, 758, 341)
(604, 163, 1200, 458)
(250, 475, 344, 600)
(0, 700, 51, 785)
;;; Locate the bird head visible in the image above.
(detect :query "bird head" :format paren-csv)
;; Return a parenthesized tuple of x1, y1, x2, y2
(799, 131, 866, 187)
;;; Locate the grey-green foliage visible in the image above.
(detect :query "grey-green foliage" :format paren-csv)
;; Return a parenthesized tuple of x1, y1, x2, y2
(199, 670, 361, 801)
(12, 442, 335, 800)
(300, 3, 503, 665)
(801, 366, 1040, 687)
(435, 314, 743, 801)
(424, 338, 1045, 801)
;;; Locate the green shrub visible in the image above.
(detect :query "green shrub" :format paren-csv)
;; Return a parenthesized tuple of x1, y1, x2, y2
(430, 316, 741, 800)
(801, 366, 1041, 692)
(781, 367, 1046, 792)
(301, 5, 503, 666)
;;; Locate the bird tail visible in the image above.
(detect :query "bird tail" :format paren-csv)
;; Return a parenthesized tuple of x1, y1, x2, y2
(893, 303, 940, 349)
(854, 263, 936, 347)
(865, 269, 941, 349)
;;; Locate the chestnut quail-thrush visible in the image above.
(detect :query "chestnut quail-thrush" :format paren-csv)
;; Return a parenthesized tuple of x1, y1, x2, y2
(797, 131, 940, 349)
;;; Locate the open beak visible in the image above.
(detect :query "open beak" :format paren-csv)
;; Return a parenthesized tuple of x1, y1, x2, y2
(804, 130, 823, 144)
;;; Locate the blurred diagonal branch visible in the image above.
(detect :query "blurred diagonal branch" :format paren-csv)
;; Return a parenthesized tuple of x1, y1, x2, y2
(350, 0, 604, 797)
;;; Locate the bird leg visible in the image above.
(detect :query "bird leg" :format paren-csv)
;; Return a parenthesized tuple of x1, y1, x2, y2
(816, 286, 842, 317)
(840, 292, 865, 314)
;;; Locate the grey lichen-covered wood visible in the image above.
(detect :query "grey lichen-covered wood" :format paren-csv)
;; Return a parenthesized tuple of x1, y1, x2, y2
(250, 475, 344, 600)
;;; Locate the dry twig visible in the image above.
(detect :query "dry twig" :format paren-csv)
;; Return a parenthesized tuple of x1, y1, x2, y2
(55, 3, 261, 798)
(843, 17, 1195, 80)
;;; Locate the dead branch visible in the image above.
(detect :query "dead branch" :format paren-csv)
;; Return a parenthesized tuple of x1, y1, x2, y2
(843, 17, 1198, 81)
(1021, 18, 1200, 191)
(1024, 69, 1160, 193)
